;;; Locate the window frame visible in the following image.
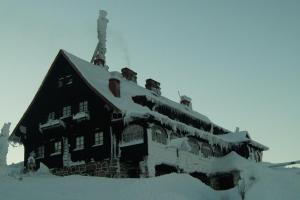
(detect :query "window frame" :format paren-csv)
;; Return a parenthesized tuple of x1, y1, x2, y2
(52, 141, 62, 155)
(75, 136, 84, 150)
(121, 124, 144, 144)
(48, 112, 55, 120)
(36, 146, 45, 158)
(151, 125, 168, 145)
(62, 106, 72, 117)
(79, 101, 88, 113)
(94, 132, 104, 146)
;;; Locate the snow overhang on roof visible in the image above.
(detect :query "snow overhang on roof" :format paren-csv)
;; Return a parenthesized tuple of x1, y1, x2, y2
(218, 131, 269, 151)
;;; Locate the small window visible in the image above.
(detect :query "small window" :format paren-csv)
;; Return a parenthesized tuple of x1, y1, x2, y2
(36, 146, 44, 158)
(48, 112, 55, 120)
(75, 136, 84, 150)
(62, 106, 72, 117)
(58, 75, 73, 87)
(79, 101, 88, 113)
(95, 132, 104, 145)
(66, 75, 73, 85)
(53, 141, 61, 154)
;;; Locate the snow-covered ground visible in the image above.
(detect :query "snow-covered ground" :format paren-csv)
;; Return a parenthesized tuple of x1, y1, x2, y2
(1, 157, 299, 200)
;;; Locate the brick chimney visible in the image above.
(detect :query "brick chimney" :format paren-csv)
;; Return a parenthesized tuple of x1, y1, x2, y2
(109, 73, 121, 97)
(121, 67, 137, 83)
(145, 79, 161, 95)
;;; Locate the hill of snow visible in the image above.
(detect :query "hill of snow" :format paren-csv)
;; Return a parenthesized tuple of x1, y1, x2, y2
(1, 157, 299, 200)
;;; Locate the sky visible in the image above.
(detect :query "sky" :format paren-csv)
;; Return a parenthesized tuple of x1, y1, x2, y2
(0, 0, 299, 165)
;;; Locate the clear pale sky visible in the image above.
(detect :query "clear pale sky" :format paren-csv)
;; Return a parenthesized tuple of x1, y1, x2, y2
(0, 0, 299, 165)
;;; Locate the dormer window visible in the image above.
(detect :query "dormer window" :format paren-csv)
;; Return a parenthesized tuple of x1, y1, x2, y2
(48, 112, 55, 120)
(79, 101, 88, 113)
(62, 106, 72, 117)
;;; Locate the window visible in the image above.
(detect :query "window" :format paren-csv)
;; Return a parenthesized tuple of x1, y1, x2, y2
(152, 126, 167, 145)
(75, 136, 84, 150)
(66, 75, 73, 85)
(62, 106, 72, 117)
(122, 124, 144, 143)
(36, 146, 44, 158)
(53, 141, 61, 154)
(58, 75, 73, 87)
(95, 132, 104, 145)
(188, 138, 200, 155)
(48, 112, 55, 120)
(79, 101, 88, 113)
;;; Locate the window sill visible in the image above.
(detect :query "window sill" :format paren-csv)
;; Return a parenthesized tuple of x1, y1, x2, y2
(50, 152, 61, 156)
(73, 148, 84, 151)
(92, 144, 103, 147)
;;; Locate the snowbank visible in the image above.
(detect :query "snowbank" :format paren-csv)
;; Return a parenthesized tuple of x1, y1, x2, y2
(0, 158, 299, 200)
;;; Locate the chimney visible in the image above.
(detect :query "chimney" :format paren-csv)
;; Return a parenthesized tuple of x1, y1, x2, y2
(121, 67, 137, 83)
(180, 95, 192, 110)
(91, 10, 109, 67)
(145, 79, 161, 95)
(109, 73, 121, 97)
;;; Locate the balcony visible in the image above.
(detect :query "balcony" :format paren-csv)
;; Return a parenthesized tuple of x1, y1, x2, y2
(39, 119, 66, 132)
(72, 111, 90, 122)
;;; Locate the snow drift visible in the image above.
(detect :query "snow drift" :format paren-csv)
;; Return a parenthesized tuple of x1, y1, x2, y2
(0, 154, 299, 200)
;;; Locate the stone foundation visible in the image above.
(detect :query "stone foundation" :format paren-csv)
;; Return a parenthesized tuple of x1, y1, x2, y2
(51, 159, 140, 178)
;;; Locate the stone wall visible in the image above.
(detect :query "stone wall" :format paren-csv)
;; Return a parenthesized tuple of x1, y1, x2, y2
(51, 158, 140, 178)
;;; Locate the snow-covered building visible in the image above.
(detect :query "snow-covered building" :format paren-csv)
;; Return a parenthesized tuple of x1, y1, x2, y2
(9, 10, 268, 189)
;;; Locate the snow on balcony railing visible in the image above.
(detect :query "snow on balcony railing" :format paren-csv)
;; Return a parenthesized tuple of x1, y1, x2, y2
(72, 112, 90, 122)
(39, 119, 66, 132)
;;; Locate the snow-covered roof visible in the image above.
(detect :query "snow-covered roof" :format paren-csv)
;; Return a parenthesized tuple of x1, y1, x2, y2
(63, 50, 211, 123)
(62, 50, 268, 151)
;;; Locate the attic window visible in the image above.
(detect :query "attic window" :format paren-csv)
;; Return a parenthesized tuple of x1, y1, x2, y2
(58, 75, 73, 87)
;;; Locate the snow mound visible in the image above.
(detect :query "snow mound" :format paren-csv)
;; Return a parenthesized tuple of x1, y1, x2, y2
(0, 160, 299, 200)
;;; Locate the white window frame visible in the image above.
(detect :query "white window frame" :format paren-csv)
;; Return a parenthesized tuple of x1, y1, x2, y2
(36, 146, 45, 158)
(94, 132, 104, 146)
(79, 101, 88, 113)
(62, 106, 72, 117)
(75, 136, 84, 150)
(51, 141, 61, 155)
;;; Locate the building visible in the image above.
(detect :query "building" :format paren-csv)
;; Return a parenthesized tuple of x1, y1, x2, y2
(9, 10, 268, 189)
